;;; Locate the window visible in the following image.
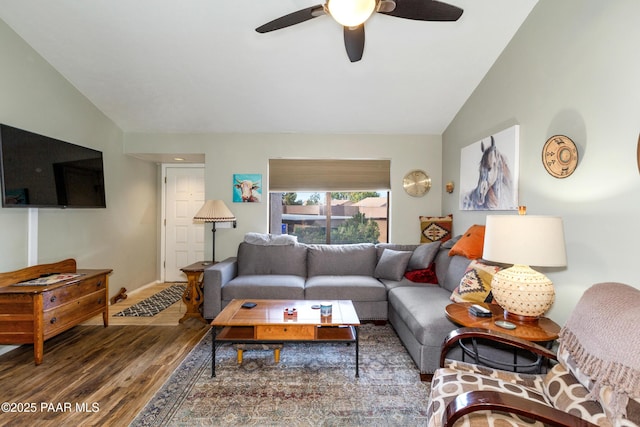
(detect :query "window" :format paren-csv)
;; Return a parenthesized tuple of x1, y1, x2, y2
(268, 159, 390, 244)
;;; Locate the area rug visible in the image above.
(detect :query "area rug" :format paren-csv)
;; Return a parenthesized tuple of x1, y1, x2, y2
(130, 324, 430, 426)
(114, 284, 186, 317)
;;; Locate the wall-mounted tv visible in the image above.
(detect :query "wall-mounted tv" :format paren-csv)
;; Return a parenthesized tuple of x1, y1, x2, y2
(0, 124, 106, 208)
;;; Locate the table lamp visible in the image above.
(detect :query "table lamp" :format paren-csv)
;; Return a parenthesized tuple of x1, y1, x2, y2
(193, 200, 237, 262)
(482, 210, 566, 321)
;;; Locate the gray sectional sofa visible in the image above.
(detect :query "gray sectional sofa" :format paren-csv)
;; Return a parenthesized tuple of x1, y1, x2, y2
(202, 234, 475, 377)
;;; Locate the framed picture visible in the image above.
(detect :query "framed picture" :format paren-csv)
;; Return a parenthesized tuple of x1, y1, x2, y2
(233, 173, 262, 203)
(460, 125, 519, 211)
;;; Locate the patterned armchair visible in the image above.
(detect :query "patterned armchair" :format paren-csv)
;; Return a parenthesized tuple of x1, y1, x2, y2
(427, 282, 640, 427)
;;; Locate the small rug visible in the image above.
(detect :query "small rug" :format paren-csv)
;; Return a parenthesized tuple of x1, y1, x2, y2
(114, 284, 186, 317)
(130, 324, 430, 426)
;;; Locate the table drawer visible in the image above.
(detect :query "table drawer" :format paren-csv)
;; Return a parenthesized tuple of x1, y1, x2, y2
(43, 290, 106, 337)
(43, 275, 107, 309)
(255, 325, 315, 340)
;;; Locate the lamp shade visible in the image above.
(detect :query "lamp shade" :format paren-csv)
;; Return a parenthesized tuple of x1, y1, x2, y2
(483, 215, 567, 267)
(193, 200, 236, 223)
(327, 0, 376, 27)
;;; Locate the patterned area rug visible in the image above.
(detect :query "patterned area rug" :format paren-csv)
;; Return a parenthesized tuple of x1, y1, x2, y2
(130, 324, 430, 426)
(114, 284, 186, 317)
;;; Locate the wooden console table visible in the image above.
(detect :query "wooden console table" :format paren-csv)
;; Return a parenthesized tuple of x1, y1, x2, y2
(0, 259, 112, 365)
(179, 261, 213, 324)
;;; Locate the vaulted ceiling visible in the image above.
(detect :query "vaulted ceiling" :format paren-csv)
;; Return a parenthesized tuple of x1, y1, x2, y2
(0, 0, 538, 135)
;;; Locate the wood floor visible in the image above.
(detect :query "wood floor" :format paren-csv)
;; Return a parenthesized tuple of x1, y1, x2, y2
(0, 282, 209, 426)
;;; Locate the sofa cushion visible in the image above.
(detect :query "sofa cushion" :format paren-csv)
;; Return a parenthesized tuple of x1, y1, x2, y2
(222, 275, 305, 301)
(388, 286, 455, 346)
(378, 276, 428, 292)
(440, 254, 473, 293)
(305, 275, 386, 301)
(237, 242, 307, 277)
(307, 243, 376, 277)
(375, 243, 419, 261)
(408, 241, 441, 271)
(374, 249, 412, 281)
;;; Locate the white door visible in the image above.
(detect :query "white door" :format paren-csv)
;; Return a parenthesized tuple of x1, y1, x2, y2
(164, 166, 205, 282)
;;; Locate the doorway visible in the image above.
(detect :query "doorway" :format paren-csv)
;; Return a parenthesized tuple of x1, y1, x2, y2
(162, 164, 205, 282)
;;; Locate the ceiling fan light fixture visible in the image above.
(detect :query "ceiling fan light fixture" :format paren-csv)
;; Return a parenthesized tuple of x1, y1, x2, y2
(327, 0, 376, 27)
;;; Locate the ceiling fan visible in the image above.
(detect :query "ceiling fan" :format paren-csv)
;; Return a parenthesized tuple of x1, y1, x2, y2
(255, 0, 463, 62)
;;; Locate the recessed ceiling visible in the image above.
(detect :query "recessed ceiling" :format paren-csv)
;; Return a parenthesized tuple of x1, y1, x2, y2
(0, 0, 538, 135)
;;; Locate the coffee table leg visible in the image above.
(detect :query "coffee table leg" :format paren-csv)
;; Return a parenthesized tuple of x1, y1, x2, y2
(355, 326, 359, 378)
(211, 327, 217, 377)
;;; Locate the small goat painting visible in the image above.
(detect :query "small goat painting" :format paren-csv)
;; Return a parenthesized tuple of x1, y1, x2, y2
(460, 125, 519, 211)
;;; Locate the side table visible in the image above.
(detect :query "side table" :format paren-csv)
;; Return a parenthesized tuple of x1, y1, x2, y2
(179, 261, 214, 324)
(445, 302, 560, 372)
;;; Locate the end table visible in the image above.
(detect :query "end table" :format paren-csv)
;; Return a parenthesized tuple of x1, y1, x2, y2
(179, 261, 214, 324)
(445, 302, 560, 372)
(445, 302, 560, 342)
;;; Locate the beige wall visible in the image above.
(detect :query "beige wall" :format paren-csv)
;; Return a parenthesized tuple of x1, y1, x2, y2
(0, 19, 158, 295)
(125, 132, 443, 264)
(442, 0, 640, 324)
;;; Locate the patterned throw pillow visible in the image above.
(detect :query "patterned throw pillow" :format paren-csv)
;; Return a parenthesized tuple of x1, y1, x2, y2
(419, 214, 453, 243)
(450, 260, 501, 303)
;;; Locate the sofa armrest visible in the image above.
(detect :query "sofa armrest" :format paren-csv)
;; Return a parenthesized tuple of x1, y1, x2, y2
(202, 257, 237, 319)
(444, 390, 598, 427)
(439, 327, 557, 368)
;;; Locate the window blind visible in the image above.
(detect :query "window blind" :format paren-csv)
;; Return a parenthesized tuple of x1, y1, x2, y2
(269, 159, 391, 192)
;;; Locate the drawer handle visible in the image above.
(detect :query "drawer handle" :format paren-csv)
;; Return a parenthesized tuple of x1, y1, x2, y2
(50, 296, 57, 303)
(50, 317, 57, 324)
(283, 328, 287, 332)
(96, 281, 103, 288)
(97, 298, 103, 305)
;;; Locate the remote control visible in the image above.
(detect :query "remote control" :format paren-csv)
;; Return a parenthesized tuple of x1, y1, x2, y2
(468, 304, 492, 317)
(471, 304, 491, 314)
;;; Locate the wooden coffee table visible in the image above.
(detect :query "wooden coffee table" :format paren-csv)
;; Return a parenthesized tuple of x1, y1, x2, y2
(211, 299, 361, 377)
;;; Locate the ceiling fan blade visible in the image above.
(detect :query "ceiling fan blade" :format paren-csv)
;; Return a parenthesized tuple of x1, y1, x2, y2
(381, 0, 463, 21)
(343, 25, 365, 63)
(255, 5, 325, 33)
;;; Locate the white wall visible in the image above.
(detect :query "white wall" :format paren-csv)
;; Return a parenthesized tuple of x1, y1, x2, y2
(0, 19, 158, 295)
(125, 132, 443, 263)
(442, 0, 640, 324)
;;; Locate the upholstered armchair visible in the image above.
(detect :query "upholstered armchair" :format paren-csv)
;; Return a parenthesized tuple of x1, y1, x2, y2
(427, 282, 640, 427)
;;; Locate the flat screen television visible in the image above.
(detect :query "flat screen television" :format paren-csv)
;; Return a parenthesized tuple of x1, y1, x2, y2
(0, 124, 106, 208)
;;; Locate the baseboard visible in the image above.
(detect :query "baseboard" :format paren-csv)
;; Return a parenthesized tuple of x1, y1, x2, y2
(108, 279, 165, 305)
(0, 345, 19, 356)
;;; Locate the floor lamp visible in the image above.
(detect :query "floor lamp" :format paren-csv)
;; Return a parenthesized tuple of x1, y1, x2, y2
(193, 200, 237, 263)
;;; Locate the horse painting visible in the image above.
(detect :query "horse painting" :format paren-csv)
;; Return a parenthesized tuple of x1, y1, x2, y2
(462, 136, 515, 210)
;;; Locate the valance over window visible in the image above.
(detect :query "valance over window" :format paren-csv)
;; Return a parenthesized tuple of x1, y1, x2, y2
(269, 159, 391, 192)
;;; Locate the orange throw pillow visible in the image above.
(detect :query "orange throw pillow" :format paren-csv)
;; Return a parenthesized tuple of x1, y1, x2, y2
(448, 224, 485, 259)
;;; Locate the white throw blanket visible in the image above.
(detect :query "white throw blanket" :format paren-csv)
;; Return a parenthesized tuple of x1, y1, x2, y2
(244, 232, 298, 246)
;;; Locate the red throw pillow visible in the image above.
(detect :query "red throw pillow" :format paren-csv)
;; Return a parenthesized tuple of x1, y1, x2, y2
(404, 263, 438, 284)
